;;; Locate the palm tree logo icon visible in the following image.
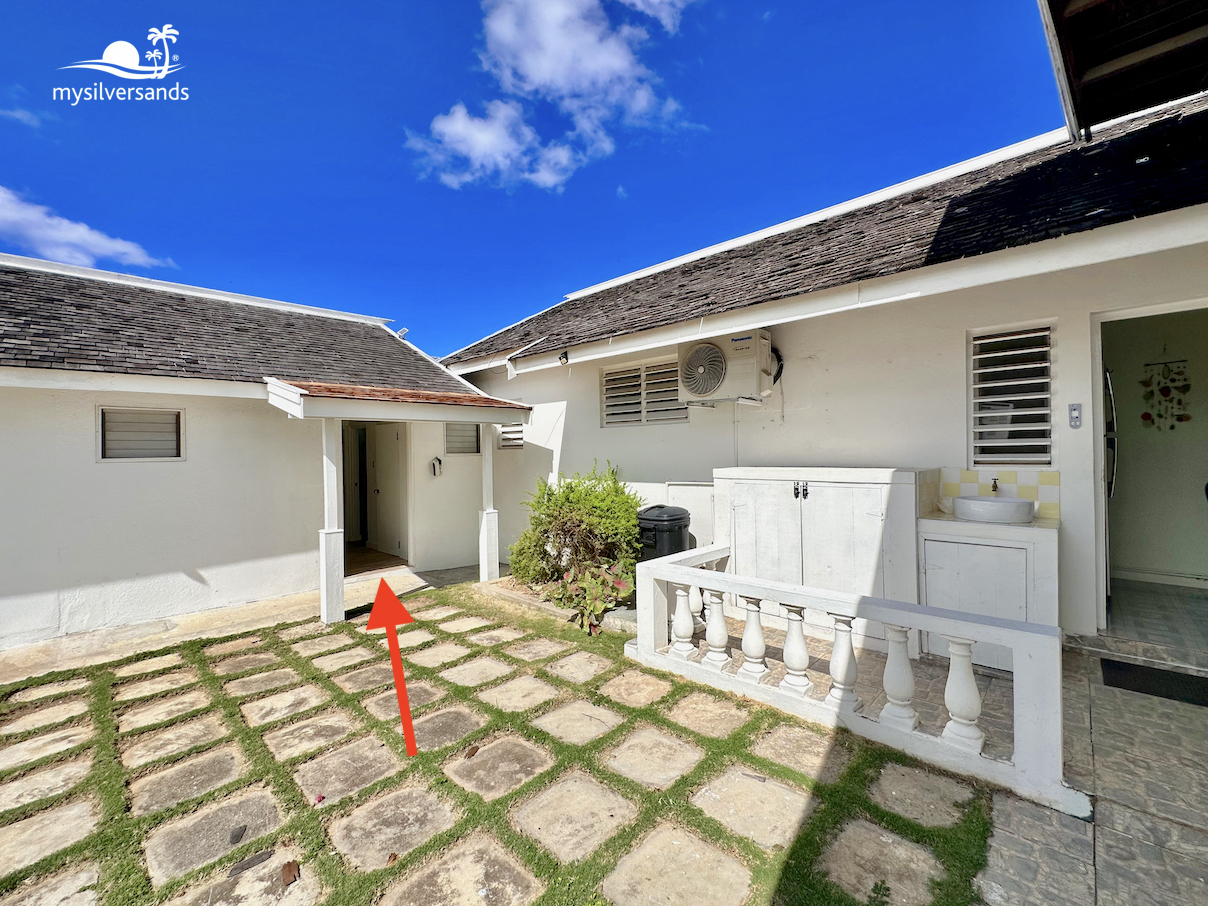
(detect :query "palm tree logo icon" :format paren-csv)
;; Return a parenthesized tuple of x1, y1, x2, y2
(60, 24, 184, 80)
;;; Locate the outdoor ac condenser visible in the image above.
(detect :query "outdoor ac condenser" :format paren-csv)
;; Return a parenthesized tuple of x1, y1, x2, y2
(677, 329, 774, 403)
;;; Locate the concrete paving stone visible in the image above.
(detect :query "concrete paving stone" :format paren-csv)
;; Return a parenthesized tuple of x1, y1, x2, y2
(691, 765, 815, 849)
(599, 671, 672, 708)
(439, 657, 513, 688)
(333, 662, 394, 693)
(114, 668, 199, 702)
(666, 692, 749, 739)
(407, 643, 470, 668)
(0, 756, 91, 814)
(143, 786, 282, 886)
(413, 706, 487, 752)
(443, 735, 554, 801)
(120, 714, 226, 769)
(1095, 799, 1208, 865)
(544, 652, 611, 684)
(290, 635, 351, 658)
(329, 786, 459, 871)
(118, 689, 211, 733)
(0, 864, 98, 906)
(530, 700, 623, 745)
(387, 629, 436, 650)
(1, 699, 90, 737)
(1094, 825, 1208, 906)
(976, 827, 1095, 906)
(750, 723, 852, 784)
(240, 685, 328, 727)
(130, 744, 246, 816)
(262, 709, 359, 761)
(468, 627, 526, 647)
(412, 605, 461, 622)
(511, 771, 637, 862)
(602, 823, 751, 906)
(819, 819, 943, 906)
(364, 683, 446, 721)
(159, 845, 319, 906)
(0, 725, 93, 774)
(223, 668, 300, 698)
(293, 736, 403, 807)
(504, 639, 571, 662)
(211, 652, 282, 677)
(8, 678, 90, 704)
(379, 833, 542, 906)
(399, 596, 437, 611)
(312, 648, 375, 673)
(439, 616, 493, 634)
(114, 653, 183, 677)
(603, 726, 704, 790)
(0, 797, 99, 878)
(278, 622, 327, 640)
(870, 764, 973, 827)
(477, 676, 559, 713)
(202, 636, 261, 658)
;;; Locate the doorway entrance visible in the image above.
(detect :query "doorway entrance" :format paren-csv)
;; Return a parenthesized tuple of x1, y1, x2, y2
(1101, 309, 1208, 655)
(343, 421, 410, 577)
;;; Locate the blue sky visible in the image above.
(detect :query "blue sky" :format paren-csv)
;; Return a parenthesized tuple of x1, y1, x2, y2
(0, 1, 1063, 357)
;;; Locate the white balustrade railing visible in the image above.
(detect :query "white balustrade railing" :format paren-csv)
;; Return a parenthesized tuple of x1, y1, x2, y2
(629, 544, 1091, 818)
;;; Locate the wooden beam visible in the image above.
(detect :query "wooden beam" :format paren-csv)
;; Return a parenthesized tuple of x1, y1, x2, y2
(1064, 0, 1112, 18)
(1081, 23, 1208, 84)
(1035, 0, 1084, 139)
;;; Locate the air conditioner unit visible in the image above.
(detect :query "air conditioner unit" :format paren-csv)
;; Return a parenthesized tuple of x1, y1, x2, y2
(678, 330, 774, 403)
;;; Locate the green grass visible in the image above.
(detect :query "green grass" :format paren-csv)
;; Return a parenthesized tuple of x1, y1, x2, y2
(0, 583, 993, 906)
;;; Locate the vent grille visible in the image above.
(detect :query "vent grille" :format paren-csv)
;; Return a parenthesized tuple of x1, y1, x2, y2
(971, 327, 1052, 465)
(601, 361, 688, 427)
(101, 408, 181, 459)
(499, 423, 524, 449)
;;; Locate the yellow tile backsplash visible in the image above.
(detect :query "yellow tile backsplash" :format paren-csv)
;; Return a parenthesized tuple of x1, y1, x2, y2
(931, 467, 1060, 519)
(1039, 471, 1061, 486)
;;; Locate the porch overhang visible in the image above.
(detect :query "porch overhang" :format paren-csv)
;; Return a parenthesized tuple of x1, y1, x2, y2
(264, 377, 530, 424)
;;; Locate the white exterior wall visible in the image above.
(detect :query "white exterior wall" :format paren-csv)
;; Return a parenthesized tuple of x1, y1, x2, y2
(475, 241, 1208, 636)
(406, 421, 483, 571)
(0, 386, 322, 649)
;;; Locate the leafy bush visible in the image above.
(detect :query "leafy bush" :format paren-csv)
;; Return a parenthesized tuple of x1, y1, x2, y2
(509, 464, 642, 630)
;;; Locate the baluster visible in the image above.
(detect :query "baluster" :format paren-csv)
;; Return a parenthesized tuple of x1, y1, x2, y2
(879, 624, 918, 731)
(778, 604, 813, 696)
(941, 636, 985, 753)
(669, 583, 697, 659)
(689, 585, 707, 633)
(702, 587, 731, 671)
(825, 616, 862, 712)
(736, 596, 768, 682)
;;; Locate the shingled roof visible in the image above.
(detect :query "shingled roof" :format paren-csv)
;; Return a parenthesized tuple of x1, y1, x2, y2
(445, 96, 1208, 369)
(0, 262, 470, 395)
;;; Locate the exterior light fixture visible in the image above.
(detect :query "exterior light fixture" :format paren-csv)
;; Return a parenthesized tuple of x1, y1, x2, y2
(558, 351, 569, 365)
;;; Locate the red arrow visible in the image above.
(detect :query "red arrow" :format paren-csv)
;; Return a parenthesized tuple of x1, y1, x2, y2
(365, 579, 418, 756)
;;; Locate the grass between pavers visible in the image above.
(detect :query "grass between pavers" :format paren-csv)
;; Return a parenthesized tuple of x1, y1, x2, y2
(0, 584, 994, 906)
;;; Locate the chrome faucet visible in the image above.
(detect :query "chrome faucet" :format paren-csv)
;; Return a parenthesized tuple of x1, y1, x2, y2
(991, 478, 999, 494)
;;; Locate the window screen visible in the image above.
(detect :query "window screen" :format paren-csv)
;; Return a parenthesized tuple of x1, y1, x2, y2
(445, 422, 480, 454)
(971, 327, 1052, 465)
(101, 409, 182, 459)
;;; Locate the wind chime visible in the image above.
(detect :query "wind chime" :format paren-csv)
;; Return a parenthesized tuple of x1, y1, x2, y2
(1140, 353, 1191, 431)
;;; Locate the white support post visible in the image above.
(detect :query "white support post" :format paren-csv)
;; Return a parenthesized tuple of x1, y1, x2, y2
(826, 616, 862, 712)
(778, 604, 813, 696)
(670, 583, 697, 659)
(941, 636, 985, 753)
(879, 624, 919, 731)
(702, 587, 730, 671)
(736, 596, 769, 682)
(319, 418, 345, 624)
(479, 424, 499, 583)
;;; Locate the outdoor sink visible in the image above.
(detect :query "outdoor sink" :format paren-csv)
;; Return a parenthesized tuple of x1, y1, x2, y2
(953, 495, 1034, 524)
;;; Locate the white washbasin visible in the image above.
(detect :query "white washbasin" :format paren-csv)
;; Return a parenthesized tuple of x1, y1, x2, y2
(953, 495, 1034, 524)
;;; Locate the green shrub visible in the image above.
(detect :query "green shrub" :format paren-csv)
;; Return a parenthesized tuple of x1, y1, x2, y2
(509, 464, 642, 630)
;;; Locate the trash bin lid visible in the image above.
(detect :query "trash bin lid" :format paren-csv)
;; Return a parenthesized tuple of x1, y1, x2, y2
(637, 504, 691, 525)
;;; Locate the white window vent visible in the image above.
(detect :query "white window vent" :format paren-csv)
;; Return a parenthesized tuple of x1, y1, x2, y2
(499, 423, 524, 449)
(601, 361, 689, 426)
(100, 408, 182, 460)
(444, 422, 480, 454)
(970, 327, 1052, 466)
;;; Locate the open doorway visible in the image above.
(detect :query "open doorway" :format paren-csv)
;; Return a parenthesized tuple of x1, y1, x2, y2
(343, 421, 410, 577)
(1101, 309, 1208, 655)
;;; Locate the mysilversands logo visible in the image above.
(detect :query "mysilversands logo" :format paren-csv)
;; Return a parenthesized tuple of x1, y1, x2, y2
(53, 24, 189, 106)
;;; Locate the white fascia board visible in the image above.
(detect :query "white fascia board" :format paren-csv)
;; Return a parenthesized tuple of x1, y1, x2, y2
(0, 366, 267, 398)
(298, 395, 529, 424)
(503, 202, 1208, 376)
(264, 377, 306, 418)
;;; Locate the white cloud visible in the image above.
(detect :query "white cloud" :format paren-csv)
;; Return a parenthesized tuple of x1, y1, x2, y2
(0, 108, 40, 127)
(0, 185, 173, 268)
(410, 0, 699, 190)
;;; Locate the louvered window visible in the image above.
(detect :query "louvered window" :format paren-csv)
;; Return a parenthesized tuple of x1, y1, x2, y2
(100, 408, 182, 460)
(444, 422, 480, 454)
(971, 327, 1052, 465)
(601, 361, 688, 426)
(499, 423, 524, 449)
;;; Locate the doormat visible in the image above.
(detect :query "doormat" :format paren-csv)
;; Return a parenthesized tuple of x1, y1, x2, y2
(1101, 659, 1208, 707)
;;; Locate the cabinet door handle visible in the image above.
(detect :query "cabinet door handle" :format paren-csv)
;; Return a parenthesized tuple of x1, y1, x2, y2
(793, 481, 800, 498)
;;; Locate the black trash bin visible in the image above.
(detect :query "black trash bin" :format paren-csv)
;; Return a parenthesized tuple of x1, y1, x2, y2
(637, 505, 691, 561)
